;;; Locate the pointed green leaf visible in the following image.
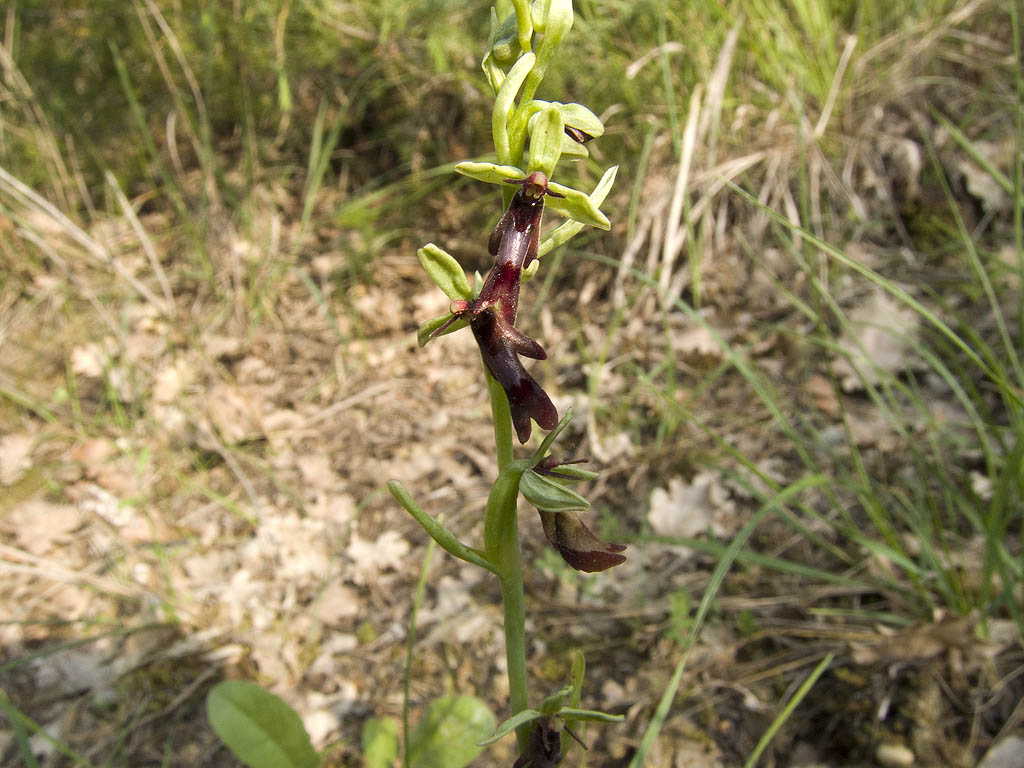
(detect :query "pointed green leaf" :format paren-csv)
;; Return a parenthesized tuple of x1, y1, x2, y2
(476, 709, 543, 746)
(520, 469, 590, 512)
(545, 182, 610, 230)
(206, 681, 320, 768)
(362, 717, 400, 768)
(558, 708, 624, 724)
(454, 161, 527, 186)
(388, 481, 495, 572)
(417, 313, 468, 348)
(407, 696, 495, 768)
(418, 244, 472, 301)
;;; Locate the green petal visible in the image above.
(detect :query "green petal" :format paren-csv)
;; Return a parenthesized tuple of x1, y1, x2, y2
(527, 105, 565, 178)
(417, 313, 468, 347)
(558, 707, 625, 723)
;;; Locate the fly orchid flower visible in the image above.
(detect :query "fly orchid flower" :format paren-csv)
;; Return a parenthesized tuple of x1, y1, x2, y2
(524, 455, 627, 572)
(538, 509, 627, 573)
(430, 172, 562, 442)
(397, 2, 625, 760)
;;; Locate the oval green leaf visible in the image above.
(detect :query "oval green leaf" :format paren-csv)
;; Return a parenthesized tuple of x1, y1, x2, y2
(407, 696, 496, 768)
(206, 681, 320, 768)
(362, 717, 400, 768)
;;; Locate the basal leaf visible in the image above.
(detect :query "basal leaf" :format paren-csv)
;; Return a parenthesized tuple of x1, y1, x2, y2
(407, 696, 495, 768)
(206, 681, 320, 768)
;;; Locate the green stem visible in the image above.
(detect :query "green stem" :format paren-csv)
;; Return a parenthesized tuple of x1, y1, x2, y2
(483, 435, 531, 753)
(499, 557, 529, 751)
(486, 369, 515, 471)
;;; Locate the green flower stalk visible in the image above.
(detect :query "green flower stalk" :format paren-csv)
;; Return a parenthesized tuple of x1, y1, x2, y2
(391, 0, 624, 761)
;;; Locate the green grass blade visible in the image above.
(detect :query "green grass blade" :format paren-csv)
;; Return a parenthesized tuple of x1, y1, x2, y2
(629, 474, 829, 767)
(742, 652, 835, 768)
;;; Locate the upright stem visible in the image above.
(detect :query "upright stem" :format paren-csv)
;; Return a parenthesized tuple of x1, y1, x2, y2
(486, 370, 514, 471)
(483, 375, 531, 752)
(498, 527, 530, 752)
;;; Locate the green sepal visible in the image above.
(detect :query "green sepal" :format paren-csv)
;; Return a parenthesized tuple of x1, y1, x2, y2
(418, 243, 472, 301)
(476, 709, 543, 746)
(418, 313, 468, 347)
(520, 468, 590, 512)
(454, 161, 526, 186)
(558, 708, 624, 724)
(545, 181, 610, 230)
(527, 105, 565, 178)
(540, 165, 617, 256)
(538, 685, 573, 716)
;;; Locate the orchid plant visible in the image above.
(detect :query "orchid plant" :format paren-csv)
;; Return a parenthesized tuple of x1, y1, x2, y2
(389, 0, 625, 763)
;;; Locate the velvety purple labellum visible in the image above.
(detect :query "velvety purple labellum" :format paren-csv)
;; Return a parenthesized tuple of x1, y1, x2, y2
(471, 308, 558, 444)
(513, 718, 563, 768)
(538, 509, 627, 573)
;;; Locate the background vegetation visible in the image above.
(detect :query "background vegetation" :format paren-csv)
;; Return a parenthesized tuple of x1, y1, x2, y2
(1, 0, 1020, 765)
